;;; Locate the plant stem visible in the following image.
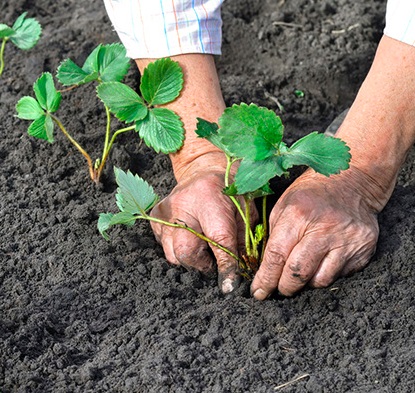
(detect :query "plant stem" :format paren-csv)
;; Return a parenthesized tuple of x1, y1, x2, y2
(244, 195, 253, 258)
(224, 156, 246, 221)
(95, 124, 136, 182)
(224, 155, 256, 254)
(57, 85, 80, 93)
(101, 105, 111, 164)
(260, 195, 268, 262)
(140, 214, 242, 263)
(0, 38, 7, 77)
(50, 114, 95, 181)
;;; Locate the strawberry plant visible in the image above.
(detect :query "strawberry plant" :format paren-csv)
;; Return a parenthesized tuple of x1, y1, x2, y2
(16, 43, 184, 183)
(99, 102, 351, 279)
(0, 12, 42, 77)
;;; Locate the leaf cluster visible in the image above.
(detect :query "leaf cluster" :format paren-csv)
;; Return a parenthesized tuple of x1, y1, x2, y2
(98, 167, 158, 240)
(16, 73, 61, 142)
(196, 103, 351, 195)
(16, 44, 185, 183)
(16, 43, 185, 156)
(16, 43, 131, 143)
(96, 57, 185, 153)
(56, 43, 130, 86)
(0, 12, 42, 50)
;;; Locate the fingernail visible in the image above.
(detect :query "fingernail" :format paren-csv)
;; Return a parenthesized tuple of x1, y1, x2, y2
(221, 278, 236, 294)
(218, 272, 240, 294)
(251, 288, 270, 301)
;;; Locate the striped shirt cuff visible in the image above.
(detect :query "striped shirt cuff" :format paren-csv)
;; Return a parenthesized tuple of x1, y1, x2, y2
(103, 0, 223, 59)
(384, 0, 415, 46)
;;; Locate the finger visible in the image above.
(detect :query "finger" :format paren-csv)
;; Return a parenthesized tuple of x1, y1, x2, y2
(277, 237, 329, 296)
(170, 223, 215, 275)
(340, 242, 377, 277)
(308, 248, 346, 288)
(151, 222, 180, 266)
(150, 207, 214, 274)
(250, 222, 298, 300)
(199, 206, 241, 294)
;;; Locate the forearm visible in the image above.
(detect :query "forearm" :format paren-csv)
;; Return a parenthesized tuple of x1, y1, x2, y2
(335, 35, 415, 210)
(136, 54, 227, 181)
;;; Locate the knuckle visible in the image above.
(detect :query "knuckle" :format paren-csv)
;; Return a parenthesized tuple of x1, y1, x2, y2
(174, 243, 200, 262)
(205, 229, 234, 247)
(312, 275, 334, 288)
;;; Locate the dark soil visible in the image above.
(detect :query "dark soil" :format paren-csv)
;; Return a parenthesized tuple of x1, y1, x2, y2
(1, 0, 415, 392)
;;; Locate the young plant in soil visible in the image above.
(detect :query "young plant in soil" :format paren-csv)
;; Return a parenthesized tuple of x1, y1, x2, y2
(98, 103, 351, 279)
(0, 12, 42, 77)
(16, 43, 184, 183)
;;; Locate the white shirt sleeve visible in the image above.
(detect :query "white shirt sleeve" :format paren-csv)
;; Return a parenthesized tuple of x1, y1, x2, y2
(384, 0, 415, 46)
(103, 0, 223, 59)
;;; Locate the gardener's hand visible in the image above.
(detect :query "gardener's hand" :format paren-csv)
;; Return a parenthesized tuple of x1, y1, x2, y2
(250, 166, 382, 299)
(150, 153, 258, 293)
(251, 35, 415, 299)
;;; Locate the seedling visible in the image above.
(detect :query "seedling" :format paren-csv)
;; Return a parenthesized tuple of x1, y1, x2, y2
(16, 43, 184, 183)
(0, 12, 42, 77)
(99, 102, 351, 279)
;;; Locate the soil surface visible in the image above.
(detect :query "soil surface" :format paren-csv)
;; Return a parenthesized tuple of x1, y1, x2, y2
(1, 0, 415, 392)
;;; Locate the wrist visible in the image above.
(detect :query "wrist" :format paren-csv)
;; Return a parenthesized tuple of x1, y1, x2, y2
(171, 150, 229, 183)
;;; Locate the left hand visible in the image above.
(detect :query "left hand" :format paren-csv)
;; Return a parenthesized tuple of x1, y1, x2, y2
(251, 166, 381, 299)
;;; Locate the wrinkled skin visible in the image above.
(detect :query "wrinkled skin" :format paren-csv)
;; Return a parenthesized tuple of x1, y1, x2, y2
(150, 163, 258, 294)
(250, 167, 380, 299)
(140, 36, 415, 299)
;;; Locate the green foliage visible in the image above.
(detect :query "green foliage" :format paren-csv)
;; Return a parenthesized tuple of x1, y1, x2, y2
(294, 89, 304, 98)
(219, 103, 284, 161)
(281, 131, 351, 176)
(140, 58, 184, 105)
(1, 12, 42, 50)
(98, 167, 159, 240)
(16, 50, 185, 183)
(98, 58, 185, 154)
(57, 43, 130, 86)
(0, 12, 42, 77)
(16, 73, 61, 142)
(97, 82, 148, 123)
(0, 25, 15, 38)
(136, 108, 184, 154)
(197, 102, 351, 194)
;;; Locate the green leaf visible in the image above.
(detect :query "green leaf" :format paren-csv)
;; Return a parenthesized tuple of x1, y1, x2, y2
(140, 58, 183, 105)
(254, 224, 265, 244)
(222, 183, 238, 197)
(234, 156, 286, 194)
(82, 44, 102, 74)
(195, 118, 233, 157)
(218, 103, 284, 161)
(56, 43, 129, 87)
(282, 132, 351, 176)
(98, 212, 137, 240)
(10, 12, 41, 50)
(16, 96, 44, 120)
(245, 183, 274, 199)
(33, 73, 62, 112)
(27, 114, 54, 142)
(97, 213, 114, 240)
(98, 43, 130, 82)
(136, 108, 184, 153)
(97, 82, 148, 123)
(56, 58, 99, 86)
(0, 24, 15, 38)
(114, 167, 159, 216)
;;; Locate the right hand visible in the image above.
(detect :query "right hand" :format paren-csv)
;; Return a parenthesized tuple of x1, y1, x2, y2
(150, 156, 258, 293)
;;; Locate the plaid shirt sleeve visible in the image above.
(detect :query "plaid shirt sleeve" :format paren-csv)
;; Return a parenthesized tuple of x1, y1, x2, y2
(103, 0, 223, 58)
(384, 0, 415, 46)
